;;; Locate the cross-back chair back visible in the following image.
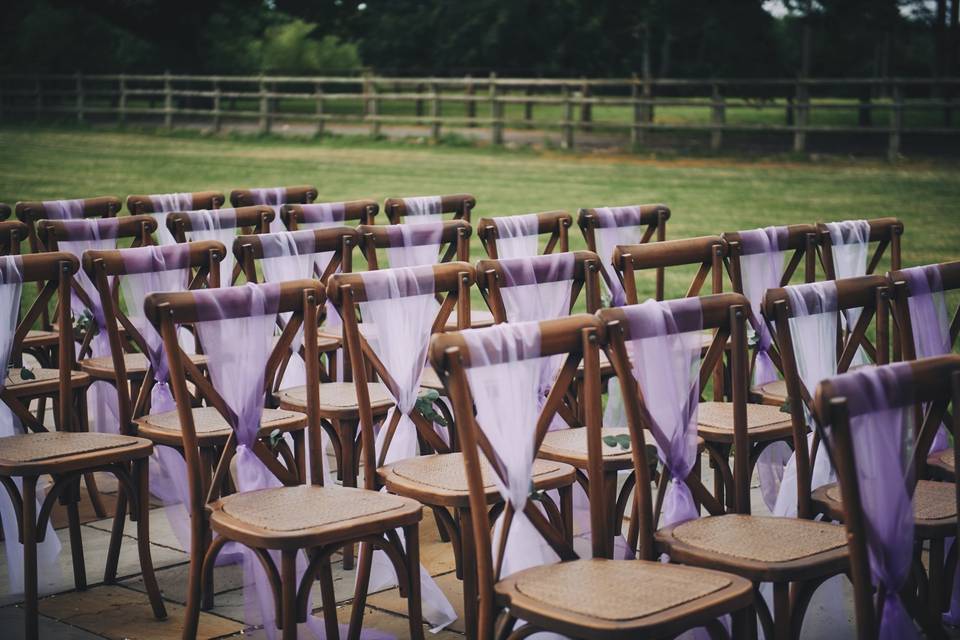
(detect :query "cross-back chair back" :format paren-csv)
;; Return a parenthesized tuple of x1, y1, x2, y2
(126, 191, 224, 244)
(382, 193, 476, 224)
(229, 185, 318, 208)
(763, 274, 890, 518)
(328, 262, 476, 470)
(889, 260, 960, 362)
(614, 235, 727, 305)
(82, 241, 226, 420)
(0, 220, 29, 255)
(357, 219, 471, 269)
(282, 199, 379, 230)
(818, 217, 903, 280)
(578, 204, 669, 302)
(476, 250, 602, 323)
(476, 210, 573, 259)
(15, 196, 121, 254)
(815, 355, 960, 640)
(235, 226, 358, 285)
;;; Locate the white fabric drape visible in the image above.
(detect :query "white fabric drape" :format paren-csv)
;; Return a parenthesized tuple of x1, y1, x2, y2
(494, 213, 540, 259)
(42, 199, 84, 219)
(185, 209, 238, 286)
(826, 220, 870, 367)
(591, 207, 644, 307)
(385, 222, 444, 268)
(148, 192, 194, 244)
(248, 187, 287, 234)
(401, 195, 442, 224)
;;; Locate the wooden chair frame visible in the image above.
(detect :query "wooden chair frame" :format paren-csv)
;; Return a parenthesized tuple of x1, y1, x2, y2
(0, 220, 28, 256)
(229, 185, 318, 208)
(125, 191, 224, 215)
(357, 219, 471, 269)
(382, 193, 476, 224)
(282, 199, 379, 229)
(614, 235, 727, 305)
(476, 210, 572, 259)
(15, 196, 121, 255)
(0, 202, 10, 221)
(578, 203, 669, 300)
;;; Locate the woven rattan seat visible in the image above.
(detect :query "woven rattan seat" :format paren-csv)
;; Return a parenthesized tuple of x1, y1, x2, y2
(666, 514, 846, 563)
(443, 308, 495, 331)
(928, 448, 955, 477)
(5, 367, 89, 394)
(276, 382, 394, 415)
(382, 453, 574, 507)
(575, 349, 612, 374)
(6, 367, 61, 384)
(23, 329, 59, 346)
(420, 366, 443, 390)
(539, 427, 634, 470)
(504, 558, 735, 622)
(751, 379, 788, 405)
(822, 480, 956, 522)
(81, 352, 208, 379)
(136, 407, 306, 445)
(696, 401, 793, 443)
(0, 431, 152, 473)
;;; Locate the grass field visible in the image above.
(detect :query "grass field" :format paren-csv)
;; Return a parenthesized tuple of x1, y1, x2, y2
(2, 125, 958, 313)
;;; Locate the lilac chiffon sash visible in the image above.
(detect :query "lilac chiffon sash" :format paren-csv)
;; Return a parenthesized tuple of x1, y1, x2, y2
(148, 192, 194, 244)
(826, 220, 870, 366)
(401, 195, 442, 224)
(248, 187, 288, 234)
(0, 256, 63, 594)
(41, 198, 85, 219)
(737, 226, 788, 387)
(591, 206, 644, 307)
(182, 208, 238, 286)
(823, 363, 919, 640)
(494, 213, 540, 258)
(383, 222, 444, 268)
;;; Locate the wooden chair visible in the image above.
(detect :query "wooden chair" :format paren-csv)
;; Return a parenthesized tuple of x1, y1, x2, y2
(235, 225, 359, 382)
(815, 355, 960, 639)
(0, 220, 28, 255)
(0, 252, 166, 640)
(722, 224, 819, 406)
(282, 199, 379, 230)
(166, 205, 275, 243)
(145, 280, 425, 640)
(603, 293, 849, 640)
(15, 196, 121, 254)
(0, 202, 10, 220)
(229, 185, 318, 208)
(818, 217, 904, 280)
(476, 210, 573, 259)
(578, 203, 669, 301)
(889, 260, 960, 480)
(125, 190, 224, 215)
(614, 235, 726, 306)
(431, 314, 754, 640)
(382, 193, 476, 224)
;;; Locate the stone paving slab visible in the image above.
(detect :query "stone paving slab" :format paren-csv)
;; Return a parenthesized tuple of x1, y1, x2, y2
(368, 570, 465, 635)
(0, 604, 105, 640)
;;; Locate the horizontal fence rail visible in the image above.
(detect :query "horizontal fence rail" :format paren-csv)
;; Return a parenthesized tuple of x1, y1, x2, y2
(2, 72, 959, 157)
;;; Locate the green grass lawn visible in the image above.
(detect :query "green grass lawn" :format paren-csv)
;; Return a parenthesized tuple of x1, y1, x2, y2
(2, 125, 958, 315)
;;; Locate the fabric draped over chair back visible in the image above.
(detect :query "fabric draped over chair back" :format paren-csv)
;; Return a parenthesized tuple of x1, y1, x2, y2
(41, 199, 84, 220)
(766, 281, 839, 516)
(737, 226, 788, 387)
(401, 195, 442, 224)
(148, 192, 194, 244)
(823, 363, 919, 640)
(462, 321, 562, 577)
(384, 222, 444, 268)
(591, 206, 645, 307)
(0, 256, 63, 594)
(493, 213, 540, 259)
(118, 244, 194, 546)
(826, 220, 871, 365)
(183, 209, 237, 286)
(622, 298, 703, 528)
(57, 218, 123, 435)
(247, 187, 287, 234)
(295, 202, 346, 231)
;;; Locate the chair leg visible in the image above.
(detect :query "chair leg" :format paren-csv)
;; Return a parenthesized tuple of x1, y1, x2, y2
(403, 523, 425, 640)
(82, 472, 107, 519)
(340, 420, 357, 570)
(773, 581, 790, 640)
(459, 507, 479, 640)
(280, 550, 298, 640)
(929, 537, 946, 624)
(316, 555, 340, 639)
(182, 495, 206, 639)
(347, 541, 374, 640)
(103, 488, 127, 583)
(134, 458, 166, 619)
(22, 475, 39, 640)
(66, 477, 87, 590)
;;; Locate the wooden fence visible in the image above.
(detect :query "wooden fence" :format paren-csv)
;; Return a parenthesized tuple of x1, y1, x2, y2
(2, 73, 959, 158)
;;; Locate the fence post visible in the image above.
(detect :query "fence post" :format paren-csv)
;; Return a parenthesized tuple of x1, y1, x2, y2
(524, 85, 534, 126)
(163, 71, 173, 130)
(415, 82, 425, 123)
(489, 72, 503, 146)
(710, 83, 725, 151)
(562, 83, 575, 149)
(642, 76, 654, 123)
(580, 77, 592, 131)
(259, 77, 270, 134)
(365, 74, 380, 137)
(793, 79, 808, 153)
(212, 78, 221, 133)
(430, 81, 441, 142)
(888, 81, 902, 161)
(858, 86, 872, 127)
(630, 73, 642, 147)
(465, 74, 476, 127)
(118, 74, 127, 125)
(314, 81, 325, 138)
(75, 72, 85, 124)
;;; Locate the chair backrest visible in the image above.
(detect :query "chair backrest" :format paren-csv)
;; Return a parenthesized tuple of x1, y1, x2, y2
(763, 274, 889, 518)
(1, 252, 79, 433)
(382, 193, 476, 224)
(578, 204, 670, 302)
(357, 220, 471, 269)
(282, 200, 379, 229)
(229, 185, 318, 208)
(429, 315, 603, 639)
(599, 293, 758, 518)
(127, 191, 225, 244)
(83, 241, 225, 420)
(613, 235, 727, 305)
(476, 251, 601, 323)
(815, 355, 960, 640)
(15, 196, 121, 253)
(235, 226, 358, 285)
(817, 217, 903, 280)
(476, 210, 572, 259)
(888, 260, 960, 362)
(328, 262, 476, 472)
(145, 281, 325, 510)
(167, 206, 274, 285)
(0, 221, 29, 255)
